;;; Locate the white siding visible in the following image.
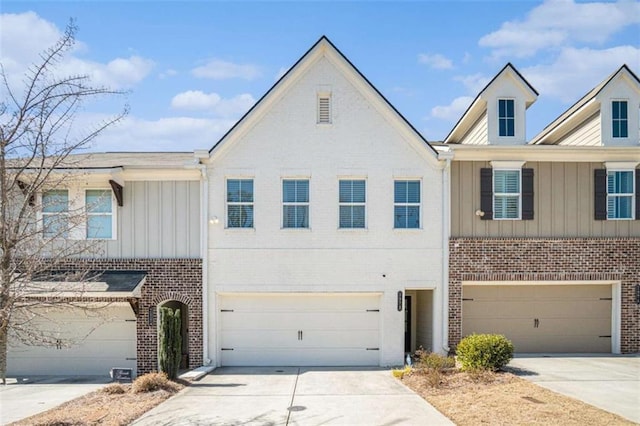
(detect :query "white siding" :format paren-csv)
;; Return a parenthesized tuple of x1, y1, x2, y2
(103, 181, 200, 258)
(557, 113, 601, 146)
(207, 54, 444, 367)
(460, 112, 488, 145)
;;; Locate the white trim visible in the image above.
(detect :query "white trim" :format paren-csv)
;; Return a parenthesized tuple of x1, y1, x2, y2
(225, 178, 255, 229)
(393, 179, 422, 230)
(604, 169, 635, 220)
(281, 178, 310, 229)
(461, 280, 621, 354)
(491, 168, 522, 220)
(490, 160, 526, 168)
(84, 188, 117, 240)
(337, 178, 367, 229)
(604, 161, 640, 169)
(611, 99, 629, 139)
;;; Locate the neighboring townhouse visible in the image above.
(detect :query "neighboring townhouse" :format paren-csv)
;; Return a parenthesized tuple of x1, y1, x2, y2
(201, 37, 452, 367)
(7, 153, 205, 376)
(445, 64, 640, 354)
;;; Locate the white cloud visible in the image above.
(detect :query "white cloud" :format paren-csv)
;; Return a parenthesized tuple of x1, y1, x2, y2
(454, 73, 491, 94)
(523, 45, 640, 102)
(480, 0, 640, 58)
(0, 12, 154, 90)
(418, 53, 454, 70)
(170, 91, 255, 117)
(89, 114, 237, 152)
(159, 69, 178, 79)
(192, 59, 261, 80)
(431, 96, 474, 122)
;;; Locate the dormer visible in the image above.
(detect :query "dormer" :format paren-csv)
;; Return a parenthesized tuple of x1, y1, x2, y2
(444, 63, 538, 145)
(531, 65, 640, 146)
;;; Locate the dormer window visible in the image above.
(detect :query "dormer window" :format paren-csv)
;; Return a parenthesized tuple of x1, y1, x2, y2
(612, 100, 628, 138)
(317, 93, 331, 124)
(498, 99, 515, 137)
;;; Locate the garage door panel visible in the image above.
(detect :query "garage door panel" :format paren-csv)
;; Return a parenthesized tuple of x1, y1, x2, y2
(462, 284, 612, 353)
(463, 301, 536, 318)
(7, 305, 137, 376)
(219, 294, 380, 366)
(221, 312, 378, 330)
(221, 348, 380, 367)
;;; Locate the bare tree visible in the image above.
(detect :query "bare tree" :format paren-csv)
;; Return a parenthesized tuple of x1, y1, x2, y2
(0, 21, 128, 383)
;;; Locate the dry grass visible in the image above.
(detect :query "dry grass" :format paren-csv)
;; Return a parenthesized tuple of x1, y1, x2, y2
(9, 378, 184, 426)
(402, 368, 636, 426)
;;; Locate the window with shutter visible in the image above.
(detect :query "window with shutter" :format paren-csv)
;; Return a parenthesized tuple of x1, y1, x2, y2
(493, 169, 521, 219)
(317, 95, 331, 124)
(607, 170, 634, 219)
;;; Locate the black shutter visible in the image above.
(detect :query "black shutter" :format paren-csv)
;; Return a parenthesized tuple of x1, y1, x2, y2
(480, 168, 493, 220)
(636, 169, 640, 220)
(521, 168, 534, 220)
(594, 169, 607, 220)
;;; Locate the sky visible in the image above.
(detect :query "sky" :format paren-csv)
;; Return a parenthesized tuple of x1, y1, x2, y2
(1, 0, 639, 152)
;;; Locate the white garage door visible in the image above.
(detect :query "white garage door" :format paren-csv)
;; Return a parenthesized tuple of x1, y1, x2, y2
(219, 293, 380, 366)
(462, 284, 612, 353)
(8, 304, 137, 376)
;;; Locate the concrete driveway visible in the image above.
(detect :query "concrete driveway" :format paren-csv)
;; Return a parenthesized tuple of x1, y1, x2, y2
(507, 355, 640, 423)
(133, 367, 453, 426)
(0, 375, 109, 425)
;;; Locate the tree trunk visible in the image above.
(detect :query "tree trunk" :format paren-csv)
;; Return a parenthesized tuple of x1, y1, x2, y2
(0, 323, 7, 385)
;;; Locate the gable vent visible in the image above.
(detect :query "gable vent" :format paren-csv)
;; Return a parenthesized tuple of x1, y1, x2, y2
(317, 95, 331, 124)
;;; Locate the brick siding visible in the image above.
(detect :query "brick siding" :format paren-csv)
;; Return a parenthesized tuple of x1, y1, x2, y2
(57, 258, 202, 375)
(449, 238, 640, 354)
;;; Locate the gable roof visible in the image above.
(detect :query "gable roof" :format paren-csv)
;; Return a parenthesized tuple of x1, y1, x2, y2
(444, 63, 538, 144)
(530, 64, 640, 145)
(208, 36, 438, 157)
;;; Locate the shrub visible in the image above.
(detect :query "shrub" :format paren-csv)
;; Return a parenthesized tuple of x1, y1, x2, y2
(102, 383, 128, 394)
(132, 372, 181, 394)
(159, 307, 182, 380)
(392, 365, 412, 379)
(415, 349, 456, 371)
(456, 333, 514, 371)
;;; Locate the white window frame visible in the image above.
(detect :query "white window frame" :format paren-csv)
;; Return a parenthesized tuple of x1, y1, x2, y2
(491, 161, 524, 220)
(85, 188, 116, 240)
(317, 92, 332, 125)
(497, 98, 515, 138)
(338, 179, 366, 229)
(41, 189, 69, 238)
(611, 99, 629, 139)
(606, 169, 635, 220)
(282, 178, 310, 229)
(225, 178, 255, 229)
(393, 179, 421, 230)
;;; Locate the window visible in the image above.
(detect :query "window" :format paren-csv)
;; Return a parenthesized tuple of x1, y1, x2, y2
(607, 170, 634, 219)
(493, 169, 521, 219)
(317, 94, 331, 124)
(227, 179, 254, 228)
(339, 180, 365, 228)
(394, 180, 420, 229)
(498, 99, 515, 137)
(42, 190, 69, 238)
(612, 101, 628, 138)
(86, 189, 113, 239)
(283, 179, 309, 228)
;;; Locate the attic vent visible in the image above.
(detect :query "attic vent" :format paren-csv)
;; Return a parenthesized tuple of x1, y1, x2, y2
(317, 94, 331, 124)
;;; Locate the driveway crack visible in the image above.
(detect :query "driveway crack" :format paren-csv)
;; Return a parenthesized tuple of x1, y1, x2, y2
(285, 367, 301, 426)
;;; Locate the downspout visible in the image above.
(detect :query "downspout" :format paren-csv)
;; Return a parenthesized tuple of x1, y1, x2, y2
(198, 163, 210, 365)
(439, 151, 453, 354)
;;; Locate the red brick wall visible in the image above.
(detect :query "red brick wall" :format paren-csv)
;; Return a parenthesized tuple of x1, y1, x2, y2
(449, 238, 640, 354)
(58, 258, 202, 375)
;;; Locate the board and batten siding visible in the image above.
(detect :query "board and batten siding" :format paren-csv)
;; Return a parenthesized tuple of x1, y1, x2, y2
(556, 112, 601, 146)
(101, 180, 200, 258)
(451, 161, 640, 238)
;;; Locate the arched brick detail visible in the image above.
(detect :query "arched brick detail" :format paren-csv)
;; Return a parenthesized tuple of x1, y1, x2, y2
(153, 293, 194, 306)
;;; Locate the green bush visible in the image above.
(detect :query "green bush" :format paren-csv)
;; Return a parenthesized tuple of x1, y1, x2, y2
(416, 349, 456, 371)
(158, 307, 181, 380)
(456, 334, 514, 371)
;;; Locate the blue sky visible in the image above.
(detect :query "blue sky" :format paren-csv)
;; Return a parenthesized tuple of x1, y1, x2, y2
(1, 1, 639, 152)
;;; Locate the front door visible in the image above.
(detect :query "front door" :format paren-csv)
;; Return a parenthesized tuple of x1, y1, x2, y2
(404, 295, 411, 353)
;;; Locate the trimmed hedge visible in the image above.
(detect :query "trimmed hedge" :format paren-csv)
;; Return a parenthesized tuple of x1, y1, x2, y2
(456, 333, 514, 371)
